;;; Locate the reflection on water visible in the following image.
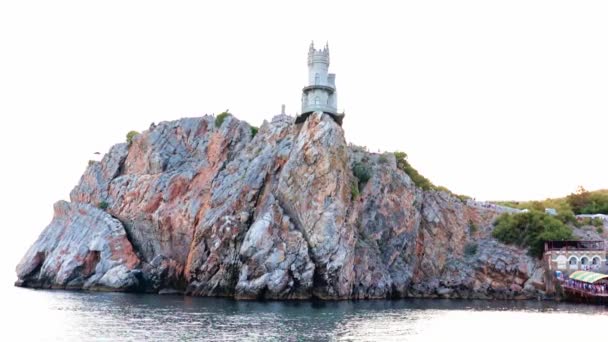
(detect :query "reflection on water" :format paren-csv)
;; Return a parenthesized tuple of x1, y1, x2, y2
(4, 285, 608, 341)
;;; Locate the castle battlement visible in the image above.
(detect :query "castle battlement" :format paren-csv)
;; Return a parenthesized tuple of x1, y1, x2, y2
(308, 41, 330, 66)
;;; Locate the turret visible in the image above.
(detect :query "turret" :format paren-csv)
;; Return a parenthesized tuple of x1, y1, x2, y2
(307, 42, 330, 86)
(297, 41, 344, 125)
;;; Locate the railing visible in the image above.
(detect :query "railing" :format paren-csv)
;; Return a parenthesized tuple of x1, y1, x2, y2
(545, 240, 605, 252)
(302, 85, 335, 93)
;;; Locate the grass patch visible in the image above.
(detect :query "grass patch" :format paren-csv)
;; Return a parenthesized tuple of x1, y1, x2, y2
(351, 182, 360, 199)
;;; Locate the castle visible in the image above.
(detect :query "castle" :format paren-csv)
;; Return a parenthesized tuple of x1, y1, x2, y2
(296, 42, 344, 125)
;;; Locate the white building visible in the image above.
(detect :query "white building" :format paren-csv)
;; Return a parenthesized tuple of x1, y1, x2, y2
(297, 42, 344, 125)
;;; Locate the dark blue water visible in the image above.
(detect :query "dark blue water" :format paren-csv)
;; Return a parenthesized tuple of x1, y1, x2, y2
(4, 285, 608, 341)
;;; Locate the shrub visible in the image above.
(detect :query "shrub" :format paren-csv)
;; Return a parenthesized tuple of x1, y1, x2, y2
(456, 194, 472, 203)
(97, 201, 109, 210)
(250, 126, 259, 138)
(215, 111, 231, 128)
(378, 155, 389, 164)
(492, 211, 573, 258)
(596, 226, 604, 234)
(393, 151, 470, 202)
(88, 160, 96, 167)
(394, 151, 434, 191)
(556, 210, 577, 225)
(464, 243, 478, 257)
(435, 185, 451, 193)
(468, 220, 478, 235)
(592, 218, 604, 228)
(126, 131, 140, 144)
(352, 162, 372, 187)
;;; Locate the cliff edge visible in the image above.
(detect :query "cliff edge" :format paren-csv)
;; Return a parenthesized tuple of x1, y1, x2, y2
(16, 112, 545, 299)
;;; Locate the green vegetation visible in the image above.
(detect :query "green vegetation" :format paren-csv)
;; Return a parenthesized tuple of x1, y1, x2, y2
(215, 111, 231, 128)
(97, 201, 109, 210)
(468, 220, 478, 235)
(596, 226, 604, 234)
(492, 211, 573, 258)
(556, 210, 577, 226)
(393, 151, 470, 202)
(378, 154, 389, 164)
(351, 181, 360, 199)
(126, 131, 140, 145)
(464, 243, 478, 257)
(494, 187, 608, 216)
(353, 162, 372, 186)
(352, 161, 372, 195)
(567, 187, 608, 215)
(394, 151, 434, 191)
(456, 194, 472, 202)
(250, 126, 259, 138)
(88, 160, 96, 167)
(592, 217, 604, 228)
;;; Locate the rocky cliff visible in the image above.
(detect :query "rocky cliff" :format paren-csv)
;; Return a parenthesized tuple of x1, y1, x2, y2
(16, 112, 546, 299)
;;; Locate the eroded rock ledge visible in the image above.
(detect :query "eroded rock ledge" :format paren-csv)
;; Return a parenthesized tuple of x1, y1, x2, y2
(16, 112, 545, 299)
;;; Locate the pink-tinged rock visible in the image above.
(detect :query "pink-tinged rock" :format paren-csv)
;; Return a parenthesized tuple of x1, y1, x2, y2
(349, 156, 422, 299)
(276, 112, 356, 299)
(15, 201, 140, 290)
(17, 111, 548, 300)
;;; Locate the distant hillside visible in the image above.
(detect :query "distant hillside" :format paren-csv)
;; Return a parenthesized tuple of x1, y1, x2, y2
(494, 188, 608, 215)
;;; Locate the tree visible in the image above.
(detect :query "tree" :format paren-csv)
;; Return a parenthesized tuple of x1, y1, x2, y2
(567, 186, 591, 214)
(492, 211, 573, 258)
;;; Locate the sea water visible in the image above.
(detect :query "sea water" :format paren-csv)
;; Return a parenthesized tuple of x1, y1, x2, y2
(3, 284, 607, 341)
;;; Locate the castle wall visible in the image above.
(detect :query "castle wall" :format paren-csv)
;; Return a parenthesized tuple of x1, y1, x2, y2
(545, 250, 607, 273)
(308, 61, 329, 85)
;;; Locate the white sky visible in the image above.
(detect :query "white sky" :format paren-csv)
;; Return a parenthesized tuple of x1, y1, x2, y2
(0, 0, 607, 274)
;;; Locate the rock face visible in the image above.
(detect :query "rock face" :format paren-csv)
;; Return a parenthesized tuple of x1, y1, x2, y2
(16, 201, 140, 290)
(16, 112, 546, 299)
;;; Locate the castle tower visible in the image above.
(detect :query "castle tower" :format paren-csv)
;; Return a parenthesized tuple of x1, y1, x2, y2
(297, 41, 344, 125)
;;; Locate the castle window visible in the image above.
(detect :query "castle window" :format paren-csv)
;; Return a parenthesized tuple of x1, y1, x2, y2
(315, 73, 320, 85)
(314, 96, 320, 105)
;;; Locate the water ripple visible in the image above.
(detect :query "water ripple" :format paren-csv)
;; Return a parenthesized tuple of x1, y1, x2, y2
(4, 287, 608, 341)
